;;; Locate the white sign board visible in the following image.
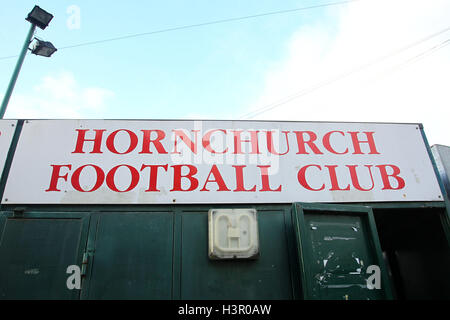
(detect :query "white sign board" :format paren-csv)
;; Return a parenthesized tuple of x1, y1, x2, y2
(0, 120, 17, 179)
(2, 120, 443, 204)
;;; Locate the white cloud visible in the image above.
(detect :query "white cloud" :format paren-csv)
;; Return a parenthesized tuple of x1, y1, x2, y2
(244, 0, 450, 145)
(4, 71, 114, 119)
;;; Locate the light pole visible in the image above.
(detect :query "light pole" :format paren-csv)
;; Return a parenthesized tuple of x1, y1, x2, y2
(0, 6, 56, 119)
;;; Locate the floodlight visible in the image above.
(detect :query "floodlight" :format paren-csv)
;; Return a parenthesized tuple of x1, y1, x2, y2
(31, 39, 57, 57)
(26, 5, 54, 30)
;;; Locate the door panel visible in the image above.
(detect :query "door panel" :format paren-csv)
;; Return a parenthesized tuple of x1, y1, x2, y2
(180, 209, 293, 300)
(0, 212, 89, 300)
(83, 212, 173, 299)
(292, 203, 392, 300)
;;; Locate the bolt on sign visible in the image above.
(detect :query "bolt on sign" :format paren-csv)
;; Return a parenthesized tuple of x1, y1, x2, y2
(1, 120, 443, 204)
(0, 120, 17, 179)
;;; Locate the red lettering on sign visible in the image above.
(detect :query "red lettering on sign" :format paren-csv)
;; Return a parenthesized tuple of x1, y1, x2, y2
(202, 129, 228, 154)
(140, 164, 168, 192)
(266, 131, 290, 156)
(72, 129, 106, 154)
(377, 165, 406, 190)
(140, 130, 168, 154)
(294, 131, 323, 155)
(173, 130, 199, 154)
(323, 131, 348, 155)
(200, 165, 230, 192)
(347, 165, 375, 191)
(258, 165, 282, 192)
(46, 165, 72, 192)
(106, 165, 140, 192)
(326, 165, 351, 191)
(106, 129, 138, 154)
(297, 165, 325, 191)
(232, 130, 260, 154)
(171, 165, 199, 191)
(349, 132, 380, 155)
(233, 165, 257, 192)
(71, 164, 105, 192)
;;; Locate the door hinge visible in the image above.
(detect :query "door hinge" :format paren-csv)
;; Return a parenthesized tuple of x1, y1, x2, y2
(13, 207, 26, 217)
(81, 252, 89, 277)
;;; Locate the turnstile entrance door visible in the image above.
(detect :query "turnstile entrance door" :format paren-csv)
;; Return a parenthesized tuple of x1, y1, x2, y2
(292, 203, 393, 300)
(0, 211, 89, 300)
(80, 212, 174, 300)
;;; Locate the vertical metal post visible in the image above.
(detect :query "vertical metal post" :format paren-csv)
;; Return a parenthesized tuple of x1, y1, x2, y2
(0, 23, 36, 119)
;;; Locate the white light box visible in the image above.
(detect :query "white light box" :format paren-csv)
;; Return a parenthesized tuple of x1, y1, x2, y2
(208, 208, 259, 260)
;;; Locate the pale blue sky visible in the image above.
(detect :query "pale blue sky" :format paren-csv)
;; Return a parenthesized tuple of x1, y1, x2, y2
(1, 1, 449, 145)
(1, 0, 333, 119)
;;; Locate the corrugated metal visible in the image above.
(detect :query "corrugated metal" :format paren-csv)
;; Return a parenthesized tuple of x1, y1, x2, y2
(431, 145, 450, 198)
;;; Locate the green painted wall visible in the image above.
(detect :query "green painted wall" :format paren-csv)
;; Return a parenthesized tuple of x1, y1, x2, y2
(0, 205, 301, 300)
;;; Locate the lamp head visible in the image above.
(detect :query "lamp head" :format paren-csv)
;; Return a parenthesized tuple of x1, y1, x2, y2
(31, 39, 57, 57)
(26, 6, 54, 30)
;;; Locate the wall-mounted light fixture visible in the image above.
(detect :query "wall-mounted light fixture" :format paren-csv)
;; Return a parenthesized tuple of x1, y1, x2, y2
(208, 208, 259, 260)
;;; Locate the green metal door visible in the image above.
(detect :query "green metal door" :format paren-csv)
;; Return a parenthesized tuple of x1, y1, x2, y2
(179, 208, 294, 299)
(0, 211, 90, 300)
(292, 203, 393, 300)
(81, 212, 174, 300)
